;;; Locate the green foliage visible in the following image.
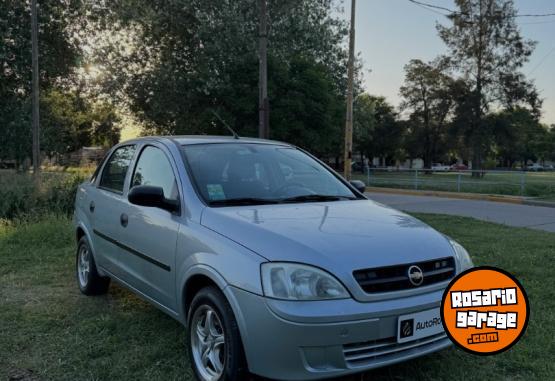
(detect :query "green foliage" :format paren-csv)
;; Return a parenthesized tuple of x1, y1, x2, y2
(437, 0, 540, 169)
(41, 90, 121, 157)
(270, 56, 345, 156)
(400, 59, 458, 168)
(354, 94, 403, 163)
(490, 108, 552, 167)
(82, 0, 353, 157)
(1, 0, 551, 170)
(0, 171, 89, 220)
(0, 0, 81, 163)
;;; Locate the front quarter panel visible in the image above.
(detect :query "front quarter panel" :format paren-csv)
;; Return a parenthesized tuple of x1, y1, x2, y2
(175, 219, 266, 322)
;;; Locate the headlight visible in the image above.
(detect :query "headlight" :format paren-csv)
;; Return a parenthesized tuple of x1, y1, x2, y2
(449, 239, 474, 272)
(261, 262, 350, 300)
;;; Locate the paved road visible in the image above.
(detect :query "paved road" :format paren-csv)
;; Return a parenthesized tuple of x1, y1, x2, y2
(366, 192, 555, 233)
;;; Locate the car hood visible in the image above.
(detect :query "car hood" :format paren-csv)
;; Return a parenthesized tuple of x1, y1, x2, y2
(201, 200, 455, 276)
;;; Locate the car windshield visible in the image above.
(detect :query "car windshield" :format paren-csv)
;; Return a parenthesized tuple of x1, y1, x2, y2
(181, 143, 358, 206)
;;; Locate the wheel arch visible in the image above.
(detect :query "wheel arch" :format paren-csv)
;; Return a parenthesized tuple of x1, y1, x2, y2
(180, 265, 228, 322)
(76, 226, 86, 242)
(74, 223, 100, 267)
(75, 222, 94, 247)
(180, 265, 252, 373)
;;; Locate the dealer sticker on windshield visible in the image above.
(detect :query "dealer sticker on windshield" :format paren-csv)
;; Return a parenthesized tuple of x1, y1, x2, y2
(397, 308, 444, 343)
(206, 184, 226, 200)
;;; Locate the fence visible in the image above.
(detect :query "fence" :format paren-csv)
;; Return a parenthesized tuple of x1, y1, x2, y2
(354, 168, 555, 198)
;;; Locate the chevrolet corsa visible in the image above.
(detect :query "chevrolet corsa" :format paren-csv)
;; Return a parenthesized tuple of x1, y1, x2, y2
(73, 136, 473, 381)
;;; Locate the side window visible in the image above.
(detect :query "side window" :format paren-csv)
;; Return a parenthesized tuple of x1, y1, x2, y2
(99, 145, 136, 193)
(131, 146, 179, 201)
(90, 152, 109, 183)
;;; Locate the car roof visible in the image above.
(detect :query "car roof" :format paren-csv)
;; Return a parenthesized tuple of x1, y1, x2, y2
(120, 135, 292, 147)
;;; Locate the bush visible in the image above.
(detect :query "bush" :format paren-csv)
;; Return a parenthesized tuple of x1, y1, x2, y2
(0, 170, 90, 220)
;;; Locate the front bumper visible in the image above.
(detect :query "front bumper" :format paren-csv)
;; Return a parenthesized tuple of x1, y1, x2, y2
(226, 286, 451, 380)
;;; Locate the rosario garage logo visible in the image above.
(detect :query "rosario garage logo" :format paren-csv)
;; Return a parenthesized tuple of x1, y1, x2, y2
(441, 266, 529, 355)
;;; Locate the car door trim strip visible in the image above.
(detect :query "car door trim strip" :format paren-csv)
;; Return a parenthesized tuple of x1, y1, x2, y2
(93, 229, 171, 272)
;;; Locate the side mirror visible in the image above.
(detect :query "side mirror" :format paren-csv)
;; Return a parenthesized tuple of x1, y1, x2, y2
(349, 179, 366, 194)
(128, 185, 179, 213)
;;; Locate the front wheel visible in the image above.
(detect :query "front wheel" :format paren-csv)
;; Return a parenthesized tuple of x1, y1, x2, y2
(187, 287, 247, 381)
(76, 236, 110, 295)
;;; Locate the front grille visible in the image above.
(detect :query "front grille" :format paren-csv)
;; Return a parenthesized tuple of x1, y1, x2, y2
(343, 332, 448, 367)
(353, 257, 455, 293)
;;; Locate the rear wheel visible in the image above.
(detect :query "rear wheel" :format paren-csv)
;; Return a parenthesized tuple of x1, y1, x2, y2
(187, 286, 247, 381)
(76, 236, 110, 295)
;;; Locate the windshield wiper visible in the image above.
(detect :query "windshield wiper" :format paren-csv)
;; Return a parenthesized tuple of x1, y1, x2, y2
(280, 194, 357, 203)
(209, 195, 357, 206)
(209, 197, 280, 206)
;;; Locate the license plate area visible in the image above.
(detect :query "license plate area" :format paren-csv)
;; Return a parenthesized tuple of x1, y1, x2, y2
(397, 308, 444, 343)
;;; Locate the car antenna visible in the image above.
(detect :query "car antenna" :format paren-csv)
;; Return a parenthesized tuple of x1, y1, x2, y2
(210, 110, 240, 139)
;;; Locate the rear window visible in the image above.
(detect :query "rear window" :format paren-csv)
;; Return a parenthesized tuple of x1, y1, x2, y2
(99, 145, 136, 193)
(90, 152, 109, 183)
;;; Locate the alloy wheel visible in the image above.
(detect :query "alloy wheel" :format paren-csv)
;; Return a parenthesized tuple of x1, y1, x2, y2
(190, 305, 226, 381)
(77, 244, 90, 287)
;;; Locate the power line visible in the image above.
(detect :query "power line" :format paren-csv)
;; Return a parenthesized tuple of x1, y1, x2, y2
(517, 12, 555, 18)
(408, 0, 555, 18)
(521, 19, 555, 25)
(408, 0, 455, 14)
(412, 1, 449, 17)
(528, 45, 555, 75)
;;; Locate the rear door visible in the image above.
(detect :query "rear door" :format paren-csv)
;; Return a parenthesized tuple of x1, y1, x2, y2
(90, 144, 137, 276)
(117, 143, 181, 311)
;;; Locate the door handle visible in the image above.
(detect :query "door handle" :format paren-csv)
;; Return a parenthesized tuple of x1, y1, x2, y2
(120, 213, 128, 227)
(89, 201, 95, 213)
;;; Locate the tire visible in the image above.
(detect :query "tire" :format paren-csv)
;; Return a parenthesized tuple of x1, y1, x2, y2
(187, 286, 248, 381)
(76, 236, 110, 295)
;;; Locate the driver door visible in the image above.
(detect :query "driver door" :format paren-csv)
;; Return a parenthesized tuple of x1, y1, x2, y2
(117, 144, 181, 312)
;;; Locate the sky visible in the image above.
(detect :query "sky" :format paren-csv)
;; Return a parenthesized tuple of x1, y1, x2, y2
(339, 0, 555, 125)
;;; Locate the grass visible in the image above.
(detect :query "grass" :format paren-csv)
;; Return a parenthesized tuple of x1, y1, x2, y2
(537, 195, 555, 202)
(0, 169, 93, 219)
(352, 170, 555, 199)
(1, 214, 554, 380)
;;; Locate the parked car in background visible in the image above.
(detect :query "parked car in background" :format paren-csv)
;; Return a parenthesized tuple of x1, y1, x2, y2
(544, 164, 554, 171)
(526, 163, 544, 172)
(74, 136, 473, 381)
(431, 163, 450, 171)
(450, 163, 468, 171)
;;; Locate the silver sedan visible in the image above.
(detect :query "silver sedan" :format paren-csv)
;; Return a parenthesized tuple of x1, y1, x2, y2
(73, 136, 473, 381)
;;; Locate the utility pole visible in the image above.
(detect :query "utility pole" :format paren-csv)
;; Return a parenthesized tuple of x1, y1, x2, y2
(258, 0, 269, 139)
(31, 0, 40, 180)
(343, 0, 356, 180)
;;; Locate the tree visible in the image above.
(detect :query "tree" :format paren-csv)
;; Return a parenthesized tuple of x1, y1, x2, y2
(269, 56, 345, 157)
(437, 0, 538, 173)
(489, 108, 551, 167)
(354, 94, 403, 166)
(0, 0, 81, 166)
(41, 90, 121, 159)
(80, 0, 354, 152)
(400, 59, 457, 169)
